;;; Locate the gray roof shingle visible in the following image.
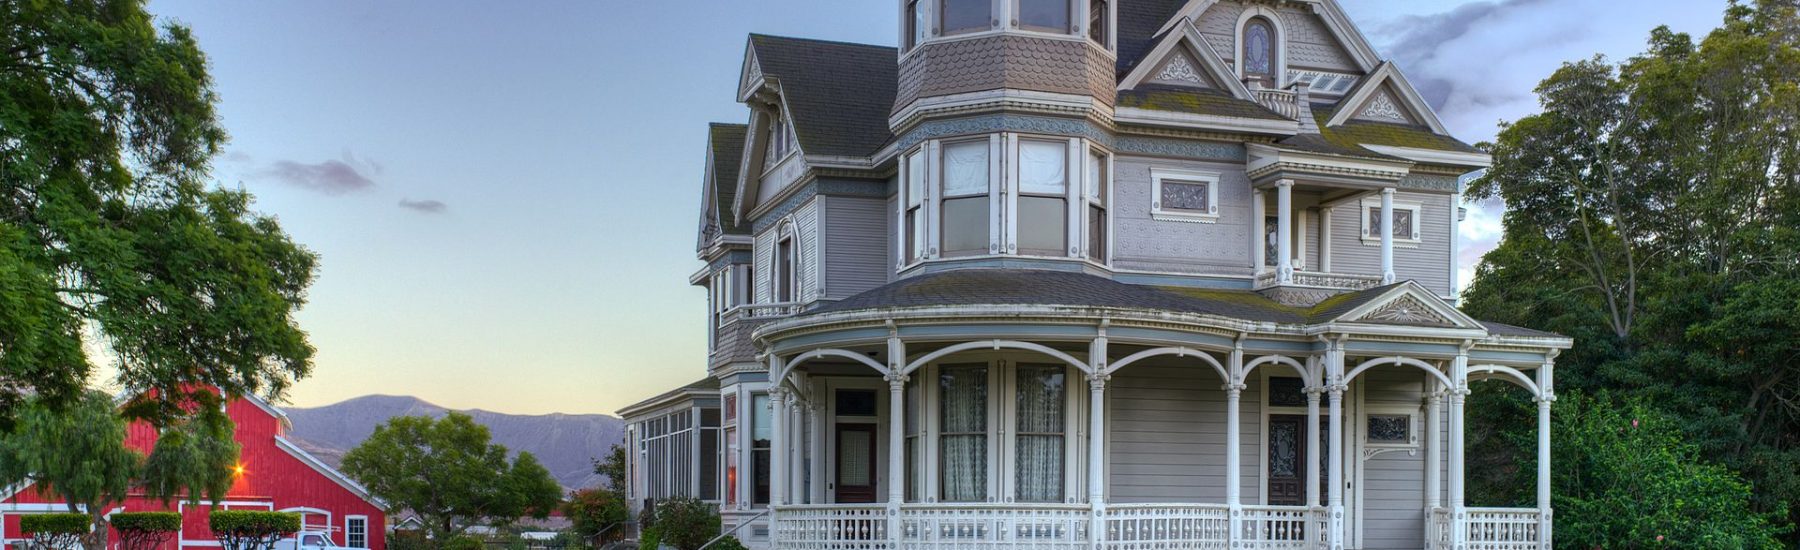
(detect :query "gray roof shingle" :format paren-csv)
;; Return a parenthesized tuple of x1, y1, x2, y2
(1118, 85, 1291, 121)
(747, 34, 897, 159)
(708, 123, 749, 235)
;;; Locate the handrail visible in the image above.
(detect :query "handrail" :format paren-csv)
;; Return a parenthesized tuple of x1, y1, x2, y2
(697, 508, 769, 550)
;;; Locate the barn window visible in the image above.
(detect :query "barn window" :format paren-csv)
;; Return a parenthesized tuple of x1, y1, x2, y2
(346, 517, 368, 548)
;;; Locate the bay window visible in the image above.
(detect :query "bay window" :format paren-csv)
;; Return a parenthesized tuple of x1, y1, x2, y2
(939, 0, 991, 35)
(1084, 148, 1107, 262)
(1016, 0, 1071, 33)
(905, 151, 926, 263)
(1016, 139, 1068, 256)
(751, 393, 772, 505)
(940, 140, 991, 256)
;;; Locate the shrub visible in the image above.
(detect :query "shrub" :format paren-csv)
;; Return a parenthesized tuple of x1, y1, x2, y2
(387, 530, 431, 550)
(636, 527, 661, 550)
(209, 511, 301, 550)
(706, 535, 747, 550)
(648, 498, 719, 550)
(114, 512, 182, 550)
(20, 513, 88, 550)
(442, 535, 484, 550)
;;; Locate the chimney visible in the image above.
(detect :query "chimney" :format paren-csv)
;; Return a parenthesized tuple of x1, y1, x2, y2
(1294, 80, 1319, 134)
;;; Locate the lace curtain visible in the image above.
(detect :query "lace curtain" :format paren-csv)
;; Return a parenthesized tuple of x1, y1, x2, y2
(940, 365, 988, 501)
(1015, 365, 1065, 502)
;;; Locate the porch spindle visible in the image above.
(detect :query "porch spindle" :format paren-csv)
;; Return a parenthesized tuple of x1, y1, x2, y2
(1277, 180, 1294, 284)
(1326, 341, 1346, 550)
(1537, 356, 1556, 549)
(1380, 188, 1396, 284)
(1088, 332, 1108, 550)
(1226, 345, 1245, 545)
(1449, 349, 1469, 548)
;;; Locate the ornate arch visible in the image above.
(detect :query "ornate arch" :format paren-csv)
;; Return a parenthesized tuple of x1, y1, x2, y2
(774, 347, 890, 389)
(902, 339, 1091, 376)
(1345, 356, 1453, 389)
(1103, 346, 1228, 382)
(1467, 363, 1543, 398)
(1242, 354, 1315, 386)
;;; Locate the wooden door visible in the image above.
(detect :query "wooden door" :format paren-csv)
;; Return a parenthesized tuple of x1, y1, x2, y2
(835, 424, 878, 503)
(1267, 415, 1308, 506)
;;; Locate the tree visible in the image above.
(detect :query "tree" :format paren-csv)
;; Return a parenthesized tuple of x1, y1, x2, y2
(1, 0, 319, 429)
(139, 405, 242, 505)
(1463, 0, 1800, 542)
(0, 392, 142, 550)
(564, 487, 629, 545)
(341, 413, 563, 541)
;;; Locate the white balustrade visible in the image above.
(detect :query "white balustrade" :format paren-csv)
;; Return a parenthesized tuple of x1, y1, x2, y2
(1102, 504, 1230, 549)
(774, 504, 893, 550)
(1426, 507, 1452, 550)
(1254, 89, 1301, 120)
(1255, 270, 1386, 291)
(1464, 508, 1541, 550)
(1238, 505, 1325, 550)
(899, 503, 1091, 550)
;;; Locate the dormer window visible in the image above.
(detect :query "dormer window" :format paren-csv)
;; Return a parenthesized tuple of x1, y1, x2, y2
(940, 0, 991, 36)
(764, 110, 797, 167)
(1243, 18, 1276, 87)
(1016, 0, 1070, 33)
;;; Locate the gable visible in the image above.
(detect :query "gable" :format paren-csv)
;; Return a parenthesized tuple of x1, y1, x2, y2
(1119, 20, 1253, 101)
(1164, 0, 1377, 74)
(1315, 281, 1484, 330)
(1149, 48, 1217, 88)
(1351, 85, 1418, 125)
(1325, 61, 1449, 135)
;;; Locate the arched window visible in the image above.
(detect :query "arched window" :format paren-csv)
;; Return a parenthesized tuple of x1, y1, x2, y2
(1242, 17, 1276, 86)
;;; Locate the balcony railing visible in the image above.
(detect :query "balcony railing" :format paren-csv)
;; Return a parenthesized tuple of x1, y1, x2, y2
(1253, 88, 1300, 120)
(1253, 270, 1386, 291)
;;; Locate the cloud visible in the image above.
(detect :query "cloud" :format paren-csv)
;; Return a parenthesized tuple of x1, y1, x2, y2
(258, 158, 377, 195)
(398, 198, 448, 214)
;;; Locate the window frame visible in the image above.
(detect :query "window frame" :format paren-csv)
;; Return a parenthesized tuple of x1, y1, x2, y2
(1233, 7, 1287, 88)
(1014, 0, 1074, 34)
(1082, 147, 1110, 264)
(937, 138, 994, 257)
(938, 0, 994, 37)
(1361, 406, 1420, 450)
(1359, 198, 1424, 245)
(774, 227, 797, 302)
(1150, 168, 1222, 223)
(1012, 136, 1073, 257)
(1086, 0, 1111, 48)
(903, 149, 928, 264)
(344, 516, 368, 549)
(914, 359, 1081, 504)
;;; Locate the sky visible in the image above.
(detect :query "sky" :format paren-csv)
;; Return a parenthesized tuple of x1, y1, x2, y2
(137, 0, 1726, 416)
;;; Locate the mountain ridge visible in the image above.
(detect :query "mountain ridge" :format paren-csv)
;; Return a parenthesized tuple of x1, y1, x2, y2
(282, 395, 625, 491)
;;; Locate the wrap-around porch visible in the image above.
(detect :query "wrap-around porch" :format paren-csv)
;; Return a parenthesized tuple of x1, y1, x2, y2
(752, 299, 1564, 550)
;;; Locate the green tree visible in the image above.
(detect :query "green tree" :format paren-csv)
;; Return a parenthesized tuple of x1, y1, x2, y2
(564, 487, 629, 544)
(340, 413, 563, 541)
(139, 405, 242, 504)
(1, 0, 319, 429)
(0, 392, 141, 550)
(1463, 0, 1800, 541)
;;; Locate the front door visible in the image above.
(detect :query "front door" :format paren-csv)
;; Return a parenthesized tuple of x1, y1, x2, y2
(1267, 414, 1308, 505)
(835, 424, 878, 503)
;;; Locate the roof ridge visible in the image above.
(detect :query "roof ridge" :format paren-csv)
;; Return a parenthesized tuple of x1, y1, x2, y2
(749, 33, 896, 52)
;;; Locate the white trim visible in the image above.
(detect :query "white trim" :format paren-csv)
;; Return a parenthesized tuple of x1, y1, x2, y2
(1360, 145, 1490, 169)
(345, 515, 370, 549)
(1117, 21, 1254, 101)
(273, 436, 384, 507)
(1113, 107, 1299, 135)
(1150, 168, 1222, 223)
(1357, 197, 1423, 245)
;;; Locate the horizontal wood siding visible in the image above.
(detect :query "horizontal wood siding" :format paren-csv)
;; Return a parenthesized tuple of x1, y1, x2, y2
(1325, 191, 1453, 296)
(1110, 157, 1257, 276)
(1107, 360, 1259, 503)
(821, 195, 892, 300)
(1359, 369, 1428, 550)
(796, 199, 821, 302)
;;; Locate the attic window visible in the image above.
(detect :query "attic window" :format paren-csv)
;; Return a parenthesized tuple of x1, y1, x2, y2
(1242, 18, 1276, 86)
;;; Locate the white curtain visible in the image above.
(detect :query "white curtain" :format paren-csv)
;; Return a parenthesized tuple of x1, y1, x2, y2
(1015, 365, 1065, 502)
(1019, 140, 1067, 195)
(943, 141, 990, 197)
(940, 366, 988, 501)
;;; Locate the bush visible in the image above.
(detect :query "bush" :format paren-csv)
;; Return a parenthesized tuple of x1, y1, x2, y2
(706, 535, 747, 550)
(20, 513, 88, 550)
(209, 511, 301, 550)
(114, 512, 182, 550)
(387, 530, 430, 550)
(647, 498, 719, 550)
(442, 535, 484, 550)
(636, 527, 661, 550)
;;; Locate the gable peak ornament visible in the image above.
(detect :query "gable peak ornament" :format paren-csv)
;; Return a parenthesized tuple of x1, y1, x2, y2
(1360, 93, 1407, 123)
(1157, 55, 1205, 85)
(1356, 294, 1454, 326)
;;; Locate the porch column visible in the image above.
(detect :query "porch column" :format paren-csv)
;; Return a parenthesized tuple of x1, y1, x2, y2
(1088, 331, 1109, 549)
(1326, 340, 1347, 550)
(1449, 348, 1470, 549)
(886, 332, 907, 542)
(1537, 355, 1557, 549)
(1425, 380, 1443, 511)
(1226, 343, 1246, 545)
(1251, 188, 1267, 270)
(1380, 188, 1396, 284)
(1277, 179, 1295, 284)
(769, 387, 788, 507)
(1306, 379, 1322, 508)
(790, 397, 806, 503)
(811, 401, 828, 504)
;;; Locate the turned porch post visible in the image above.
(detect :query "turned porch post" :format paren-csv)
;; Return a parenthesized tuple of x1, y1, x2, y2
(886, 332, 907, 541)
(1277, 179, 1295, 284)
(769, 387, 788, 508)
(1305, 366, 1323, 509)
(1326, 339, 1347, 550)
(1426, 378, 1443, 511)
(1537, 354, 1557, 549)
(1089, 331, 1109, 549)
(1226, 342, 1246, 545)
(1449, 347, 1470, 549)
(1380, 187, 1396, 284)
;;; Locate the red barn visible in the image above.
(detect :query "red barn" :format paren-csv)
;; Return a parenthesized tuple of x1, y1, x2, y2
(1, 395, 386, 550)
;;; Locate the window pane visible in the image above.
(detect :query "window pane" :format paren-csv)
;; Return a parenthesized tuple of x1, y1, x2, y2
(907, 208, 925, 261)
(1244, 20, 1273, 76)
(940, 365, 988, 502)
(907, 152, 926, 206)
(1265, 216, 1280, 267)
(1160, 181, 1210, 211)
(1019, 140, 1067, 195)
(1088, 0, 1108, 43)
(1016, 365, 1064, 502)
(752, 394, 771, 442)
(942, 141, 989, 197)
(1018, 0, 1070, 31)
(942, 196, 989, 255)
(940, 0, 991, 35)
(906, 0, 925, 49)
(1394, 209, 1415, 239)
(699, 428, 719, 500)
(753, 448, 770, 504)
(1018, 196, 1067, 254)
(1087, 205, 1106, 261)
(1367, 207, 1382, 237)
(1368, 415, 1410, 443)
(836, 389, 878, 416)
(1085, 151, 1105, 204)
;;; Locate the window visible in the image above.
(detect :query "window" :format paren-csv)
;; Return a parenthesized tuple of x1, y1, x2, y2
(939, 364, 988, 502)
(1015, 364, 1065, 502)
(940, 0, 990, 35)
(1366, 413, 1415, 445)
(751, 393, 772, 505)
(836, 389, 878, 416)
(940, 140, 991, 256)
(905, 0, 927, 50)
(346, 517, 367, 549)
(1361, 198, 1422, 244)
(1017, 0, 1070, 32)
(775, 235, 795, 302)
(1150, 168, 1220, 223)
(1084, 149, 1107, 262)
(723, 393, 739, 506)
(700, 408, 720, 501)
(1242, 17, 1277, 86)
(905, 151, 927, 262)
(1016, 139, 1068, 256)
(904, 375, 923, 502)
(765, 111, 797, 166)
(1087, 0, 1108, 45)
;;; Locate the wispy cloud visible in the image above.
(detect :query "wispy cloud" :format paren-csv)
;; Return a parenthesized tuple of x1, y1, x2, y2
(398, 198, 448, 214)
(258, 156, 377, 195)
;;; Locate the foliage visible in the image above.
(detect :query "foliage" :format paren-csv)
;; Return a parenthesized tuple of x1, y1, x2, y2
(208, 511, 300, 550)
(140, 405, 241, 505)
(441, 536, 484, 550)
(705, 535, 747, 550)
(1462, 0, 1800, 542)
(563, 487, 628, 544)
(593, 444, 627, 494)
(113, 512, 182, 550)
(0, 392, 142, 550)
(386, 529, 430, 550)
(636, 527, 661, 550)
(341, 413, 563, 541)
(1548, 393, 1787, 548)
(0, 0, 319, 429)
(20, 513, 89, 550)
(645, 498, 719, 550)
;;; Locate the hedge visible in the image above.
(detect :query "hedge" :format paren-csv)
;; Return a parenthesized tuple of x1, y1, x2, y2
(208, 511, 302, 535)
(113, 512, 182, 533)
(19, 513, 89, 534)
(442, 536, 484, 550)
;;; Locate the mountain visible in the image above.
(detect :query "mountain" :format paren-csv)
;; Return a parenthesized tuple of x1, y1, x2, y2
(283, 395, 625, 491)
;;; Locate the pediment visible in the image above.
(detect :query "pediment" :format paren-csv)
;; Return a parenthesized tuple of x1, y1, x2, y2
(1329, 281, 1483, 330)
(1325, 61, 1449, 134)
(1120, 18, 1253, 101)
(1350, 85, 1419, 125)
(1150, 48, 1218, 88)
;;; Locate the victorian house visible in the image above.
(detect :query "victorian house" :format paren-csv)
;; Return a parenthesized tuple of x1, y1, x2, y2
(618, 1, 1568, 549)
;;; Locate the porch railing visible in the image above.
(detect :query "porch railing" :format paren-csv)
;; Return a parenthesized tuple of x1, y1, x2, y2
(1102, 503, 1229, 549)
(773, 504, 891, 550)
(1253, 270, 1386, 291)
(1464, 508, 1541, 550)
(1238, 505, 1325, 550)
(899, 503, 1091, 550)
(1427, 507, 1452, 550)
